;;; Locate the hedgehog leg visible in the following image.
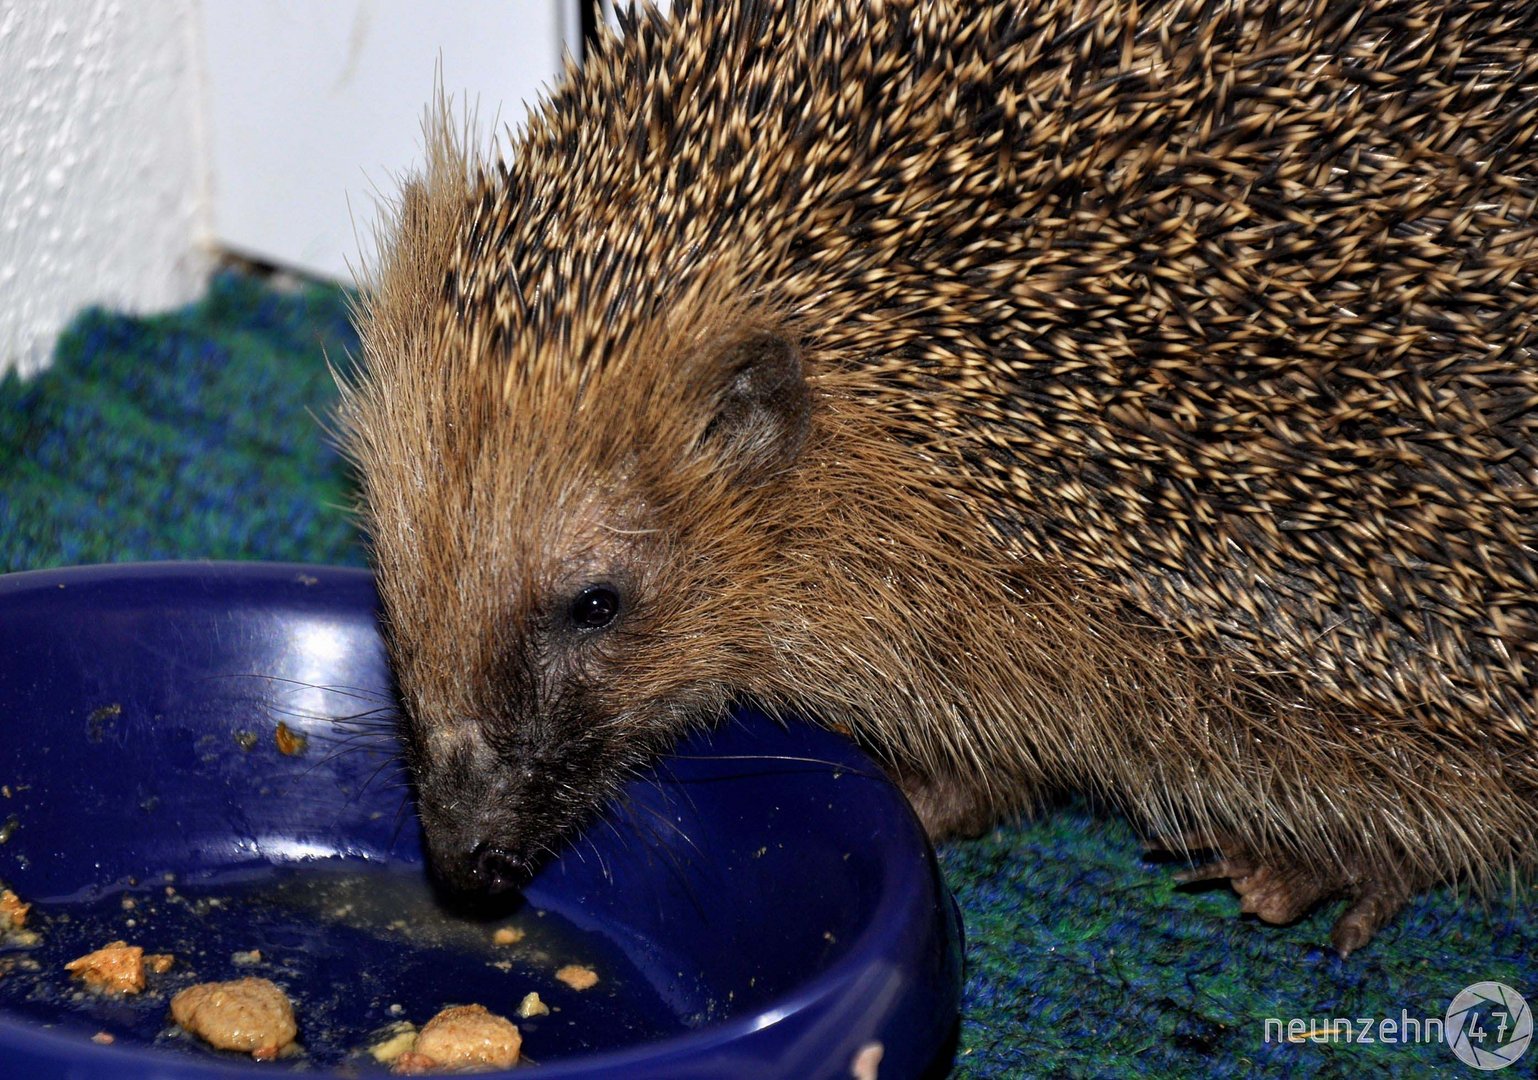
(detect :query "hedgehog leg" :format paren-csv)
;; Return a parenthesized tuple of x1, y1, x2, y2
(890, 766, 1000, 840)
(1160, 833, 1409, 956)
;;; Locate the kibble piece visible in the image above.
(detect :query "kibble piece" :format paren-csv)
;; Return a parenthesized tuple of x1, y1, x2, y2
(394, 1004, 520, 1073)
(0, 889, 29, 932)
(274, 721, 308, 756)
(170, 977, 297, 1058)
(65, 941, 149, 995)
(516, 991, 549, 1018)
(555, 964, 598, 991)
(145, 953, 174, 974)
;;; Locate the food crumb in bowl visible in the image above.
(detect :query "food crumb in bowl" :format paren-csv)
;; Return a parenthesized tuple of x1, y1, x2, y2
(0, 955, 40, 974)
(170, 976, 297, 1059)
(491, 926, 524, 946)
(64, 941, 170, 995)
(0, 888, 30, 931)
(554, 964, 598, 991)
(274, 722, 308, 756)
(850, 1040, 884, 1079)
(232, 948, 263, 966)
(393, 1004, 521, 1074)
(516, 991, 549, 1018)
(91, 1031, 114, 1045)
(366, 1020, 419, 1064)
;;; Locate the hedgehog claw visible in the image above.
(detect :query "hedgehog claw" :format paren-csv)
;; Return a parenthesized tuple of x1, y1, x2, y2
(1329, 879, 1409, 958)
(1167, 840, 1408, 954)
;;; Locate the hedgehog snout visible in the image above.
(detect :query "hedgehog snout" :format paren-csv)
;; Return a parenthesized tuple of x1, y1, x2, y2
(465, 842, 532, 894)
(411, 722, 609, 895)
(419, 797, 539, 895)
(410, 752, 538, 893)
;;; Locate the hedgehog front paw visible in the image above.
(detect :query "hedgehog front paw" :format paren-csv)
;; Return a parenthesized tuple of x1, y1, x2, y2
(1153, 833, 1409, 957)
(1176, 854, 1332, 925)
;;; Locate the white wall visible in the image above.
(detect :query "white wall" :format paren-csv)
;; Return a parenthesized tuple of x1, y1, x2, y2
(0, 0, 213, 378)
(0, 1, 577, 377)
(201, 1, 576, 283)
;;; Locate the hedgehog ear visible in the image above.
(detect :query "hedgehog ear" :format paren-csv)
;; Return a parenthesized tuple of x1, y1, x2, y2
(697, 329, 811, 479)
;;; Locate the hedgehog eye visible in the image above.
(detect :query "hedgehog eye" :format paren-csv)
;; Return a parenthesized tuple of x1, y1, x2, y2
(569, 584, 621, 631)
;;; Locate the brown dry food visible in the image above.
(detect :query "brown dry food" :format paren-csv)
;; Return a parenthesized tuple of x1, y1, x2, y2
(145, 953, 174, 974)
(491, 926, 524, 946)
(170, 977, 297, 1058)
(554, 964, 598, 991)
(0, 892, 29, 935)
(0, 888, 30, 932)
(274, 722, 308, 756)
(393, 1004, 520, 1074)
(91, 1031, 114, 1045)
(65, 941, 151, 995)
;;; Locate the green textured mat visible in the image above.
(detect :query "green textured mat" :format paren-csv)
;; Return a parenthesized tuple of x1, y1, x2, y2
(2, 274, 1533, 1077)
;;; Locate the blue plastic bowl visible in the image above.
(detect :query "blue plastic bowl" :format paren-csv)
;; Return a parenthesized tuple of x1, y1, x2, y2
(0, 563, 961, 1078)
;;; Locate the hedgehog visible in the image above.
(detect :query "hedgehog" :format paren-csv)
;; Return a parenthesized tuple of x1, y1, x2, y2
(339, 0, 1538, 957)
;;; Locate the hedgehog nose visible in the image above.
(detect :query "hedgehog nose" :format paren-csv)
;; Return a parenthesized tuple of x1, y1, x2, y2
(470, 843, 529, 893)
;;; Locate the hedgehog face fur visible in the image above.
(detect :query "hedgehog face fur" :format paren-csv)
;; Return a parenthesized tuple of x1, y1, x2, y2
(343, 0, 1538, 950)
(354, 287, 824, 889)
